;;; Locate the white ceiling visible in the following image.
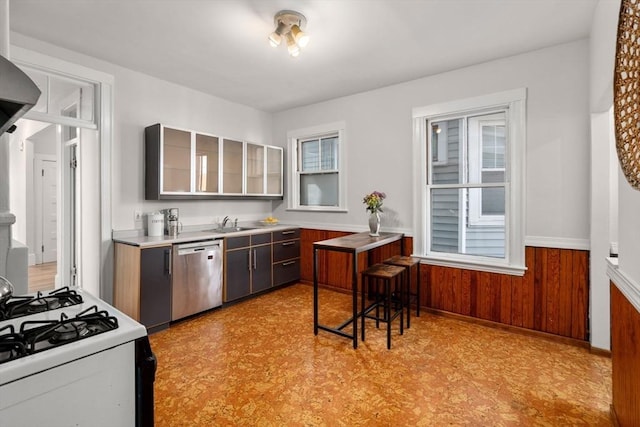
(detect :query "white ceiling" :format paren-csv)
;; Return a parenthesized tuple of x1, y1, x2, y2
(9, 0, 599, 113)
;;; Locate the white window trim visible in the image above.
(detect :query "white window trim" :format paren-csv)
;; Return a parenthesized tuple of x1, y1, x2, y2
(287, 121, 347, 212)
(412, 88, 527, 276)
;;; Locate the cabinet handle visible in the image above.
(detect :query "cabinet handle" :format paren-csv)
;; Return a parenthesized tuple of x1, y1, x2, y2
(165, 248, 172, 276)
(281, 241, 295, 246)
(281, 230, 295, 235)
(282, 261, 296, 266)
(253, 249, 257, 270)
(247, 251, 251, 271)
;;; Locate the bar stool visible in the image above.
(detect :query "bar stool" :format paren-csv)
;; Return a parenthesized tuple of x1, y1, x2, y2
(360, 263, 405, 349)
(383, 255, 420, 328)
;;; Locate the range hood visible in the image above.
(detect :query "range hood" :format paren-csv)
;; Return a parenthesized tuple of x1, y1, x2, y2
(0, 54, 41, 136)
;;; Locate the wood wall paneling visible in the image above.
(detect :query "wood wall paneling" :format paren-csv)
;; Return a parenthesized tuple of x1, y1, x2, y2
(611, 283, 640, 425)
(300, 229, 327, 285)
(571, 251, 589, 340)
(299, 228, 589, 342)
(522, 246, 536, 330)
(418, 246, 589, 341)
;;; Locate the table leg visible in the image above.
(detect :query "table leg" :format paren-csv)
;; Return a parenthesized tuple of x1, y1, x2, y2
(352, 251, 358, 349)
(313, 246, 319, 336)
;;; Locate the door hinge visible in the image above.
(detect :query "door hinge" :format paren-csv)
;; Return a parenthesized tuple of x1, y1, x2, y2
(41, 244, 44, 253)
(41, 169, 44, 177)
(70, 156, 77, 169)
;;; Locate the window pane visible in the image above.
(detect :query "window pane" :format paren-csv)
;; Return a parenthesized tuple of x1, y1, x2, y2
(431, 119, 462, 184)
(482, 187, 505, 215)
(300, 173, 338, 206)
(430, 188, 505, 258)
(320, 136, 338, 170)
(22, 67, 95, 122)
(301, 139, 319, 172)
(482, 125, 505, 169)
(430, 188, 460, 253)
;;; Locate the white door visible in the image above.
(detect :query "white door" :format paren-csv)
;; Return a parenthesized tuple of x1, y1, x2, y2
(41, 159, 58, 263)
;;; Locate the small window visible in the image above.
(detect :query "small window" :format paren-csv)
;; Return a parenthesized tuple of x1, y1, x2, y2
(287, 122, 346, 211)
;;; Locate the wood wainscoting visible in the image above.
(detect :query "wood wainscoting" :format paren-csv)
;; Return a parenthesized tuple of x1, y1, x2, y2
(610, 283, 640, 426)
(301, 229, 589, 342)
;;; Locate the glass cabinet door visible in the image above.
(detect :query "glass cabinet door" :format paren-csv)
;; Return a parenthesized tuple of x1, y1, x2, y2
(266, 146, 282, 195)
(195, 133, 219, 193)
(246, 143, 265, 194)
(222, 139, 243, 194)
(162, 127, 191, 192)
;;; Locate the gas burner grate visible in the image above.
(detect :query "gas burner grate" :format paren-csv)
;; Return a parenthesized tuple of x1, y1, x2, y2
(0, 325, 28, 363)
(0, 287, 84, 320)
(0, 305, 119, 364)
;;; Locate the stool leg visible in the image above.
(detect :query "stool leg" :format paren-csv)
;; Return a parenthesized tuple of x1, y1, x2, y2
(386, 278, 392, 349)
(399, 275, 404, 336)
(416, 263, 421, 317)
(405, 266, 411, 329)
(361, 275, 366, 342)
(375, 278, 381, 329)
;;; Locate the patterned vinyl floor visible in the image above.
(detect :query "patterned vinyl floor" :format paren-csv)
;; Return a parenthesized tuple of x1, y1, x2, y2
(149, 284, 612, 426)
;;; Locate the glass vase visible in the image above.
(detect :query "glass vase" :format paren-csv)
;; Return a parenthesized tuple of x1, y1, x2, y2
(368, 212, 380, 236)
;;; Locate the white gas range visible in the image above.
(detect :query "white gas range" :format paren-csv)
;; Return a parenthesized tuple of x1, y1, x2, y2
(0, 285, 156, 427)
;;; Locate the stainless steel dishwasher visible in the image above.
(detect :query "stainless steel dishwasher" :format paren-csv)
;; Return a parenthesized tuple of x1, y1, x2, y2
(171, 239, 223, 321)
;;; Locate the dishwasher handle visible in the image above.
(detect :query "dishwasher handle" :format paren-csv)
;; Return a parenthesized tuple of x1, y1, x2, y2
(176, 240, 223, 256)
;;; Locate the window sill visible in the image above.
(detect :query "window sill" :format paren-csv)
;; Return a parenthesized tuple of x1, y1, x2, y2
(420, 255, 527, 276)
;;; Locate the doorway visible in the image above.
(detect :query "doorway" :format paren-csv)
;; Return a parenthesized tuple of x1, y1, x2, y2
(9, 46, 114, 300)
(17, 120, 80, 292)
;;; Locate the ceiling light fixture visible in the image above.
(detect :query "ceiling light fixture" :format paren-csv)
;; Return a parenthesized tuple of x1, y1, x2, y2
(268, 10, 309, 57)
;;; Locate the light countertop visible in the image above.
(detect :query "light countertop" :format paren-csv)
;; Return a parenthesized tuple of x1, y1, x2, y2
(113, 224, 299, 247)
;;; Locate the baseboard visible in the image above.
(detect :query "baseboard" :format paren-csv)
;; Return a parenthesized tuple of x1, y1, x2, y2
(589, 346, 611, 358)
(610, 404, 620, 427)
(422, 307, 590, 349)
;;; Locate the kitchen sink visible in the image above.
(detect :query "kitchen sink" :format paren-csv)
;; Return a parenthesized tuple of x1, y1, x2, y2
(206, 227, 256, 233)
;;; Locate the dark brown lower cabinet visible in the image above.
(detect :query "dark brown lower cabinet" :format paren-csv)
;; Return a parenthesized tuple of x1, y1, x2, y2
(225, 233, 273, 302)
(225, 248, 252, 301)
(224, 229, 301, 303)
(139, 247, 172, 331)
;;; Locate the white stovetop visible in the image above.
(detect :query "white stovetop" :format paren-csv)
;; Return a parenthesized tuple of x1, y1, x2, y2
(0, 288, 147, 386)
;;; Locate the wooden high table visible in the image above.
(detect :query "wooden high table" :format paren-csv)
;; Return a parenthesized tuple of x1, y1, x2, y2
(313, 232, 404, 348)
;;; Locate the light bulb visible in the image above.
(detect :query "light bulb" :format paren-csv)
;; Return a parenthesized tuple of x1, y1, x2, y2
(268, 32, 281, 47)
(268, 21, 287, 48)
(291, 24, 309, 48)
(286, 33, 300, 57)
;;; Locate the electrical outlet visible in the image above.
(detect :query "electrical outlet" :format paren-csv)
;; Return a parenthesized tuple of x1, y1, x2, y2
(134, 211, 143, 222)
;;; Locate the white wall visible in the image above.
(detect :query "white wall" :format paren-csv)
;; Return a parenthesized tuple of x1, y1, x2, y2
(111, 64, 275, 230)
(9, 34, 275, 301)
(588, 0, 621, 351)
(273, 40, 591, 246)
(601, 0, 640, 291)
(8, 119, 48, 246)
(10, 34, 275, 227)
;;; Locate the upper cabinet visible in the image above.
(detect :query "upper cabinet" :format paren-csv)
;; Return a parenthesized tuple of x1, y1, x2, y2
(222, 138, 243, 194)
(145, 124, 283, 200)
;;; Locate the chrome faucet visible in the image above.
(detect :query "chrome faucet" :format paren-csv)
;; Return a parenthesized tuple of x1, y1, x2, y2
(222, 216, 230, 228)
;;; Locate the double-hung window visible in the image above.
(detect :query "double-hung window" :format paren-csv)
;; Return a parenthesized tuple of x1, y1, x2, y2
(413, 89, 526, 275)
(287, 122, 346, 211)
